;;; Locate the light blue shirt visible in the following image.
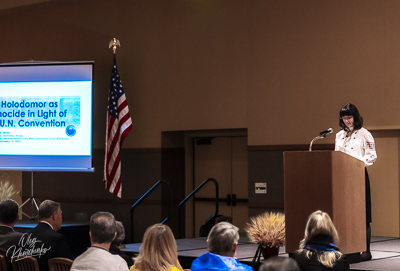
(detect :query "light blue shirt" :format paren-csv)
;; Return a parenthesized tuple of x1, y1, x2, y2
(191, 252, 253, 271)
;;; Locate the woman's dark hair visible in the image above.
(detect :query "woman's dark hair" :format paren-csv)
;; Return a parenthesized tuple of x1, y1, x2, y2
(339, 103, 363, 131)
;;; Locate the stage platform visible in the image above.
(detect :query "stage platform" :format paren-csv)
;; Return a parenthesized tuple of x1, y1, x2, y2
(122, 235, 400, 271)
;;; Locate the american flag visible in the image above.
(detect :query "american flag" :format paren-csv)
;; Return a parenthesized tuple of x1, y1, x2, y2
(104, 56, 132, 197)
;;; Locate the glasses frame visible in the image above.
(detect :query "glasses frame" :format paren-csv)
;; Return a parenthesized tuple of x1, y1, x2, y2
(341, 116, 354, 121)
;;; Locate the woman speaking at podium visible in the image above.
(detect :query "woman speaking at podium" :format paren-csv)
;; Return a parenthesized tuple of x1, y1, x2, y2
(335, 103, 377, 261)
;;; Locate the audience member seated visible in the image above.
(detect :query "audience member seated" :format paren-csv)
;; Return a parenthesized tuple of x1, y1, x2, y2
(0, 199, 23, 270)
(292, 210, 350, 271)
(71, 211, 129, 271)
(28, 200, 73, 271)
(109, 221, 134, 268)
(191, 222, 253, 271)
(259, 256, 300, 271)
(130, 224, 183, 271)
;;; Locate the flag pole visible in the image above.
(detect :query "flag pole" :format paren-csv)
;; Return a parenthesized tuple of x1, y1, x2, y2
(109, 38, 121, 55)
(104, 37, 132, 198)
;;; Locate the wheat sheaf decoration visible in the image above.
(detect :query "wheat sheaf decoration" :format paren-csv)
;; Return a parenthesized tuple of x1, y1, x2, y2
(0, 180, 18, 202)
(245, 212, 285, 248)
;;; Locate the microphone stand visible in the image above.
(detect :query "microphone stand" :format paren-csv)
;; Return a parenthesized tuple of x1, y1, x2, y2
(309, 135, 325, 151)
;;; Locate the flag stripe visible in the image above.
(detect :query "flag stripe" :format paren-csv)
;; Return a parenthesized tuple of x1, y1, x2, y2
(108, 154, 121, 188)
(107, 161, 121, 195)
(107, 127, 120, 164)
(104, 56, 132, 198)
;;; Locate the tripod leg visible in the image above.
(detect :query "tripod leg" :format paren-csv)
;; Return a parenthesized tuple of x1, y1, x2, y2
(20, 196, 33, 208)
(32, 198, 41, 211)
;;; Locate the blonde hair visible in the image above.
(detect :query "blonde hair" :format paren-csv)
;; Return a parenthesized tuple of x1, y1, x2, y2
(134, 224, 183, 271)
(298, 210, 343, 268)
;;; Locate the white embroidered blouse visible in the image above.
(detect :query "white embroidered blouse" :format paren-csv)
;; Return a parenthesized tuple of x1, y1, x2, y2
(335, 127, 377, 167)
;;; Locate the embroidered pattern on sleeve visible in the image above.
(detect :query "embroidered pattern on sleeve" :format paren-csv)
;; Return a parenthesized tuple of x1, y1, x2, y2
(366, 142, 375, 150)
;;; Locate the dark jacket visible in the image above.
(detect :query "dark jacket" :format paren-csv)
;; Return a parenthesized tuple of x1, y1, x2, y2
(0, 225, 23, 270)
(293, 250, 349, 271)
(293, 236, 349, 271)
(109, 245, 134, 268)
(27, 222, 73, 271)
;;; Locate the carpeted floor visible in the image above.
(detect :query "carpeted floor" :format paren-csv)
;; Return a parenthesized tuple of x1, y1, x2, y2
(349, 237, 400, 271)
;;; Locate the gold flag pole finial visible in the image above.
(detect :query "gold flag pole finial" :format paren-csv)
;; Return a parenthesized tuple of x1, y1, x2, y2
(109, 38, 121, 54)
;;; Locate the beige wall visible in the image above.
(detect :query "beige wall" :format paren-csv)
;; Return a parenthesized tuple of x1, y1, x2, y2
(369, 130, 400, 237)
(2, 0, 400, 237)
(1, 1, 400, 148)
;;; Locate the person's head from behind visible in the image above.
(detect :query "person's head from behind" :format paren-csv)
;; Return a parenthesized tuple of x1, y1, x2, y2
(111, 220, 126, 247)
(135, 223, 181, 271)
(259, 257, 300, 271)
(207, 221, 239, 257)
(90, 211, 116, 245)
(111, 221, 126, 247)
(0, 199, 19, 226)
(299, 211, 343, 268)
(339, 103, 363, 131)
(38, 200, 62, 231)
(300, 210, 339, 248)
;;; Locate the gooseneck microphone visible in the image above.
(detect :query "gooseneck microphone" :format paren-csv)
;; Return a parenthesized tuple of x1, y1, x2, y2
(319, 128, 333, 138)
(309, 128, 334, 151)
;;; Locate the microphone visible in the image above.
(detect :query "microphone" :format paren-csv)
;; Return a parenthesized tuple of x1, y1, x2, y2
(310, 128, 333, 151)
(319, 128, 333, 138)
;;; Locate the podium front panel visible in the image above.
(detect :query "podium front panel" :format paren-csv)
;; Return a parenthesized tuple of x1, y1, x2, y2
(284, 151, 365, 254)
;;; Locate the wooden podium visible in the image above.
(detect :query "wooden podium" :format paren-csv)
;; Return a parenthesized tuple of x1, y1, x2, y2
(284, 151, 365, 255)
